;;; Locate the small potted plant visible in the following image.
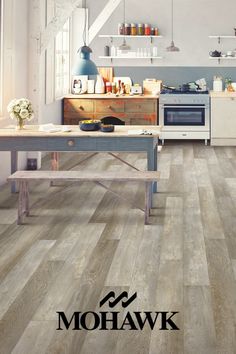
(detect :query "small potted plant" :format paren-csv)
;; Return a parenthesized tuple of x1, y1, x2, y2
(7, 98, 34, 130)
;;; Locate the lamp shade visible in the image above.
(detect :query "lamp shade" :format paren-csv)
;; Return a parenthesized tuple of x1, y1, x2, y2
(72, 46, 98, 76)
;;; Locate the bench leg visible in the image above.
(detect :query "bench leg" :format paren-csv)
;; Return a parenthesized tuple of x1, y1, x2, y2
(50, 152, 59, 186)
(17, 182, 24, 225)
(17, 181, 30, 225)
(145, 182, 152, 225)
(24, 182, 30, 216)
(149, 184, 153, 216)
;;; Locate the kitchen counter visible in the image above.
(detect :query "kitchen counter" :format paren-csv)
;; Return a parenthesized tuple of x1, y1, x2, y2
(210, 91, 236, 98)
(64, 94, 159, 99)
(211, 92, 236, 146)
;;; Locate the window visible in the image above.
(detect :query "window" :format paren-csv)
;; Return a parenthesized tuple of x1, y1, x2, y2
(55, 19, 70, 99)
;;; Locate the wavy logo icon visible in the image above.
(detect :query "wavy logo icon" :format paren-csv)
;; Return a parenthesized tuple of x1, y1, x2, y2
(100, 291, 137, 308)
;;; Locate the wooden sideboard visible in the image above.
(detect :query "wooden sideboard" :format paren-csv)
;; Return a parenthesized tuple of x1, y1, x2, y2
(63, 95, 158, 125)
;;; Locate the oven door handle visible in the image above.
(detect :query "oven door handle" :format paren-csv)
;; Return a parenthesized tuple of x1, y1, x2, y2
(160, 105, 207, 109)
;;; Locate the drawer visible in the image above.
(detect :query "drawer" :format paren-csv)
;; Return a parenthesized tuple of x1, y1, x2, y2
(126, 113, 157, 125)
(64, 99, 94, 113)
(95, 100, 125, 113)
(125, 100, 156, 113)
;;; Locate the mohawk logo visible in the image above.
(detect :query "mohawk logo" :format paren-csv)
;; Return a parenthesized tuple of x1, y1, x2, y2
(99, 291, 137, 308)
(57, 292, 180, 332)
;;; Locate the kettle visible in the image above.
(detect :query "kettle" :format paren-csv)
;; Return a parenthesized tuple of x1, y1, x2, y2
(209, 50, 221, 57)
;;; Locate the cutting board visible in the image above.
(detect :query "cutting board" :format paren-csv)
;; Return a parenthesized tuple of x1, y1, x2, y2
(98, 67, 114, 83)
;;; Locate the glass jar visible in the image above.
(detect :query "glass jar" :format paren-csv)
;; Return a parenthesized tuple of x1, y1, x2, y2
(118, 23, 124, 35)
(137, 24, 144, 36)
(124, 23, 131, 35)
(131, 23, 137, 36)
(154, 27, 159, 36)
(145, 24, 151, 36)
(106, 82, 112, 93)
(213, 76, 223, 92)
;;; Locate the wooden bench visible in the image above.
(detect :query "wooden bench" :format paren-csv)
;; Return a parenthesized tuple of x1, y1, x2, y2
(8, 170, 160, 225)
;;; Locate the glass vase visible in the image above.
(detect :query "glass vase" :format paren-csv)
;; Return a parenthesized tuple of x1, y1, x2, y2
(16, 119, 24, 130)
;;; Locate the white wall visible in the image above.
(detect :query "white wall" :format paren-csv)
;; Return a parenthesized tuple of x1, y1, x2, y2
(0, 0, 29, 185)
(87, 0, 236, 67)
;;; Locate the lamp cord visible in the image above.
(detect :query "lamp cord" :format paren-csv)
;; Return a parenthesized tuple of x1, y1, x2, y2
(171, 0, 174, 41)
(83, 0, 87, 45)
(123, 0, 126, 44)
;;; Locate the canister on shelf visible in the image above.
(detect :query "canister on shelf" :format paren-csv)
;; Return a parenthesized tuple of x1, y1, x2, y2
(104, 45, 110, 56)
(138, 24, 144, 35)
(111, 45, 116, 57)
(152, 46, 158, 57)
(118, 23, 124, 35)
(154, 27, 159, 36)
(124, 23, 131, 35)
(131, 23, 137, 36)
(145, 24, 151, 36)
(151, 27, 155, 36)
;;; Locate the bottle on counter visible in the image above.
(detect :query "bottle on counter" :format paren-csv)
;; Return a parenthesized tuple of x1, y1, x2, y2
(95, 75, 105, 94)
(151, 27, 155, 36)
(112, 82, 116, 94)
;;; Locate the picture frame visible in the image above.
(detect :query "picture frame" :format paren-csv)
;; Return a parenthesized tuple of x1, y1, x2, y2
(71, 75, 88, 94)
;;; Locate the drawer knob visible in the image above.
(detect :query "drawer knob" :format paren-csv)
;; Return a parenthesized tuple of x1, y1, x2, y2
(79, 106, 84, 110)
(231, 98, 235, 101)
(67, 139, 75, 147)
(107, 105, 112, 109)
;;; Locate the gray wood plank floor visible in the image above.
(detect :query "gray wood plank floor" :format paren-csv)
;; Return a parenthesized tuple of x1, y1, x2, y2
(0, 143, 236, 354)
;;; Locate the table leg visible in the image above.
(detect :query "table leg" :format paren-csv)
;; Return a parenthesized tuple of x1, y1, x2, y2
(11, 151, 18, 193)
(51, 152, 59, 186)
(24, 182, 30, 216)
(147, 145, 158, 193)
(17, 181, 24, 225)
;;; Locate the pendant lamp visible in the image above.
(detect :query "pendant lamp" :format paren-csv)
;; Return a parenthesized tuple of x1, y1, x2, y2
(73, 1, 98, 75)
(118, 0, 130, 50)
(166, 0, 180, 52)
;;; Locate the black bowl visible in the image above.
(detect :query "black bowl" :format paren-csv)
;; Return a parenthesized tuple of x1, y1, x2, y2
(101, 124, 115, 133)
(79, 120, 101, 131)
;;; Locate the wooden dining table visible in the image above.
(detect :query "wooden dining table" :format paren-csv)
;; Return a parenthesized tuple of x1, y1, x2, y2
(0, 125, 161, 193)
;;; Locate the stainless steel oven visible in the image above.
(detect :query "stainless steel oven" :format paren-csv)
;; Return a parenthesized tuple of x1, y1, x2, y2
(159, 93, 210, 145)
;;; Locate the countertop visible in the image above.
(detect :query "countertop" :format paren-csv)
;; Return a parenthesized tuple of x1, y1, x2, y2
(64, 94, 159, 99)
(210, 91, 236, 98)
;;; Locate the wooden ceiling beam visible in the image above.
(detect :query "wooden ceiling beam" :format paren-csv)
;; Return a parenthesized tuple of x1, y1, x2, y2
(88, 0, 123, 45)
(40, 0, 82, 53)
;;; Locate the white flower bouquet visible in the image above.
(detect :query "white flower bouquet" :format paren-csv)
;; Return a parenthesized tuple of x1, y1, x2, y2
(7, 98, 34, 129)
